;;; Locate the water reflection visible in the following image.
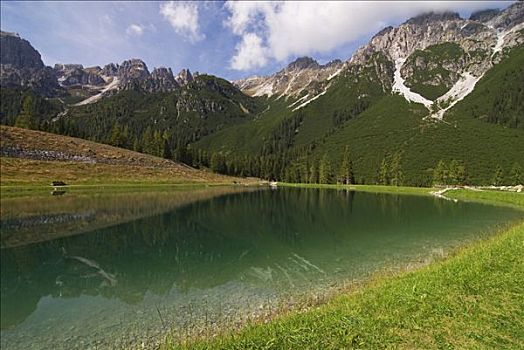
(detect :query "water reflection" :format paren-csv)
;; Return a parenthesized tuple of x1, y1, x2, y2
(1, 188, 521, 349)
(0, 186, 255, 248)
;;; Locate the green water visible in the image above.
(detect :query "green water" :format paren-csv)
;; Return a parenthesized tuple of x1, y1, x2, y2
(1, 187, 522, 349)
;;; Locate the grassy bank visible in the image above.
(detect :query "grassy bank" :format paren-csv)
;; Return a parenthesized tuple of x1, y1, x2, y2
(445, 188, 524, 209)
(170, 188, 523, 350)
(279, 182, 435, 196)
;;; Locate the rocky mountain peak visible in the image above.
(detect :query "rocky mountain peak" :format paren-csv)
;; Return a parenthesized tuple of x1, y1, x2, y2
(372, 26, 394, 40)
(1, 30, 61, 96)
(234, 55, 343, 98)
(487, 2, 524, 31)
(54, 63, 84, 72)
(101, 63, 119, 77)
(469, 9, 500, 23)
(323, 59, 343, 68)
(1, 30, 44, 69)
(286, 56, 320, 70)
(54, 63, 105, 87)
(405, 11, 461, 25)
(85, 66, 102, 75)
(146, 67, 178, 92)
(118, 59, 150, 81)
(175, 68, 193, 86)
(151, 67, 173, 77)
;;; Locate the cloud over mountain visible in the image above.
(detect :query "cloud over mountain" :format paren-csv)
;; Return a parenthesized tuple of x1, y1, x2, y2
(160, 1, 204, 42)
(224, 1, 513, 70)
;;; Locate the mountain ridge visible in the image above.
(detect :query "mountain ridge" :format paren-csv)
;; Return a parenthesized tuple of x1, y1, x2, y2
(1, 3, 523, 186)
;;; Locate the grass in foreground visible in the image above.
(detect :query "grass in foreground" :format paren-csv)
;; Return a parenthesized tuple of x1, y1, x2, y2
(171, 221, 524, 350)
(168, 188, 523, 349)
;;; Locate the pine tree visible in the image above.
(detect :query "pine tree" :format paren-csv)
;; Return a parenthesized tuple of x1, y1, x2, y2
(338, 146, 355, 185)
(301, 161, 310, 184)
(210, 153, 226, 173)
(378, 156, 389, 185)
(319, 154, 333, 184)
(390, 151, 403, 186)
(161, 130, 171, 159)
(132, 137, 141, 152)
(121, 125, 130, 148)
(109, 122, 121, 146)
(309, 160, 319, 184)
(142, 127, 154, 155)
(153, 131, 164, 157)
(448, 159, 459, 186)
(492, 164, 504, 186)
(433, 160, 447, 186)
(14, 95, 36, 129)
(511, 163, 522, 185)
(455, 162, 467, 186)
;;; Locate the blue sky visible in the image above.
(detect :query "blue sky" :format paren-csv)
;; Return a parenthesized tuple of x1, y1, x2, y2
(0, 1, 514, 80)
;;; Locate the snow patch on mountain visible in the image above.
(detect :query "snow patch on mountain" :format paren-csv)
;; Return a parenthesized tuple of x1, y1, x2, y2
(292, 90, 327, 111)
(74, 77, 120, 106)
(491, 22, 524, 57)
(288, 94, 309, 108)
(428, 72, 481, 120)
(253, 83, 274, 97)
(327, 67, 344, 81)
(392, 58, 433, 108)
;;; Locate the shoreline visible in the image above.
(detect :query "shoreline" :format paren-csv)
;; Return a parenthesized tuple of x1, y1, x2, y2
(166, 185, 523, 349)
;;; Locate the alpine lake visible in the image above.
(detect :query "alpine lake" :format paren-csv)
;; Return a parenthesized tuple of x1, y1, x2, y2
(1, 186, 522, 349)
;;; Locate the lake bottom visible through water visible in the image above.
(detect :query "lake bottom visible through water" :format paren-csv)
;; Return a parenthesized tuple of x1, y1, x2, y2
(1, 187, 522, 349)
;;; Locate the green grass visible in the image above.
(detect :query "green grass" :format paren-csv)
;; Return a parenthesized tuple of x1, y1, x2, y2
(278, 182, 434, 196)
(168, 188, 524, 349)
(446, 188, 524, 209)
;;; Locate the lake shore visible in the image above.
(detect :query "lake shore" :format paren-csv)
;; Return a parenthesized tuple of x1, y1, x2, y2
(167, 186, 524, 350)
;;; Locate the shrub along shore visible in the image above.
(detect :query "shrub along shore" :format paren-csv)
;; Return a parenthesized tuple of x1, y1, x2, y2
(166, 186, 524, 350)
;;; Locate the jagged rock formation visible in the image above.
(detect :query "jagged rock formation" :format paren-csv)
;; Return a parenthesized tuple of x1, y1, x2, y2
(146, 67, 179, 93)
(175, 68, 193, 86)
(54, 64, 105, 86)
(349, 3, 523, 118)
(470, 9, 500, 23)
(0, 31, 61, 96)
(1, 30, 198, 104)
(233, 57, 343, 98)
(101, 63, 118, 77)
(56, 59, 196, 104)
(233, 3, 523, 110)
(117, 59, 150, 88)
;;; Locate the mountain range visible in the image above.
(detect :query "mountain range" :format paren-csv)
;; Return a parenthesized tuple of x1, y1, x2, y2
(1, 2, 523, 186)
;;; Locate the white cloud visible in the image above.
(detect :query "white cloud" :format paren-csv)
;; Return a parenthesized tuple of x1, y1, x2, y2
(126, 24, 144, 37)
(230, 33, 268, 70)
(224, 1, 514, 71)
(160, 1, 204, 42)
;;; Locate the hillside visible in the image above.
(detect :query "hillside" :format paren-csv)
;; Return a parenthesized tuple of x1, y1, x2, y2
(0, 126, 248, 186)
(0, 3, 523, 187)
(191, 45, 523, 186)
